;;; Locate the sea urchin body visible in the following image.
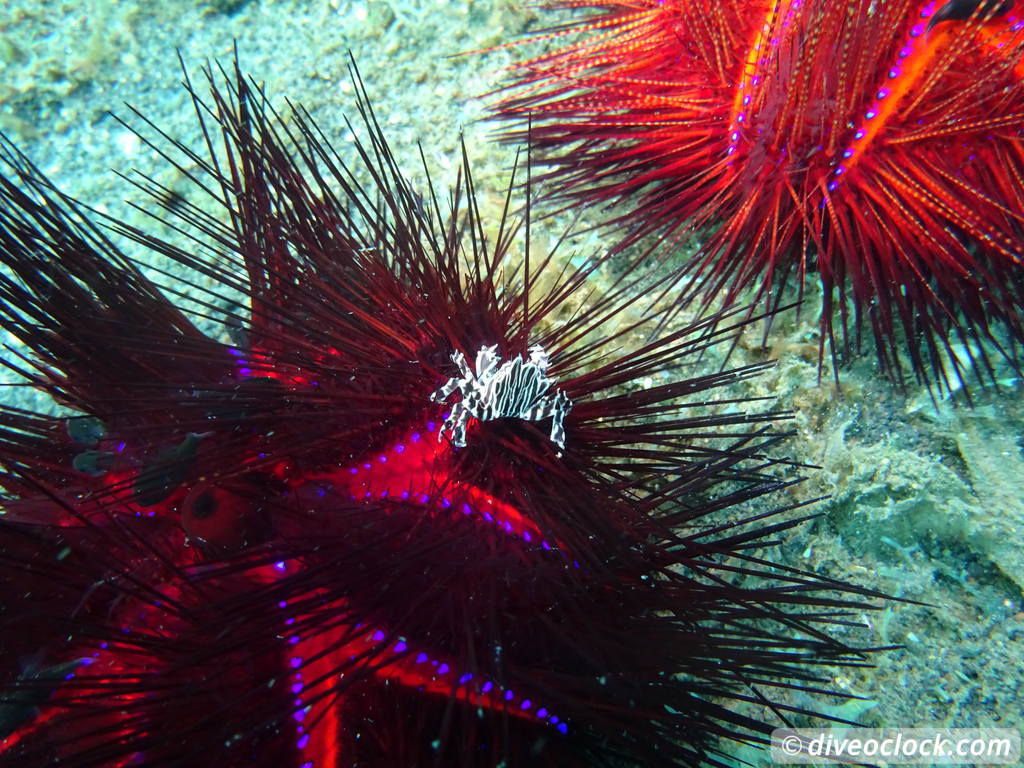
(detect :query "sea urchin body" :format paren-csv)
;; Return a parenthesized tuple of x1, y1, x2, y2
(495, 0, 1024, 393)
(1, 58, 882, 767)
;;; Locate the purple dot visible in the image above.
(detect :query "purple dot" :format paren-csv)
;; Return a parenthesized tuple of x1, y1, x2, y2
(426, 421, 437, 431)
(291, 683, 304, 694)
(441, 498, 451, 508)
(842, 149, 853, 158)
(828, 182, 839, 191)
(278, 601, 288, 608)
(349, 467, 358, 475)
(865, 110, 877, 119)
(542, 541, 551, 550)
(461, 503, 472, 515)
(437, 663, 449, 675)
(372, 630, 385, 642)
(415, 653, 428, 664)
(288, 636, 300, 645)
(394, 641, 407, 653)
(285, 618, 295, 625)
(854, 130, 865, 139)
(522, 531, 532, 542)
(877, 88, 889, 99)
(238, 367, 252, 377)
(536, 708, 547, 718)
(504, 690, 514, 701)
(557, 722, 568, 735)
(297, 734, 310, 749)
(549, 716, 559, 724)
(275, 561, 286, 571)
(482, 681, 493, 693)
(482, 512, 494, 522)
(378, 455, 387, 463)
(395, 444, 405, 453)
(363, 463, 372, 470)
(521, 700, 532, 710)
(411, 432, 421, 442)
(293, 710, 306, 722)
(289, 657, 303, 668)
(459, 673, 473, 684)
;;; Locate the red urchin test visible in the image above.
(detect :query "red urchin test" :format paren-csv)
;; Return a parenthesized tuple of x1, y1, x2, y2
(493, 0, 1024, 394)
(0, 57, 887, 767)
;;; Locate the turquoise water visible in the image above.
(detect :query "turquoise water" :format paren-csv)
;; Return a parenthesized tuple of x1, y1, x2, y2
(1, 0, 1021, 763)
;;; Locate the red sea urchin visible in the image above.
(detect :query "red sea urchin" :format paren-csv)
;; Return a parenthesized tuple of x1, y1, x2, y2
(494, 0, 1024, 394)
(1, 57, 883, 767)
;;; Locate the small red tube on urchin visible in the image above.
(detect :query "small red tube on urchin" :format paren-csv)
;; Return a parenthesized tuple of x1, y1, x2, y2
(0, 54, 889, 768)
